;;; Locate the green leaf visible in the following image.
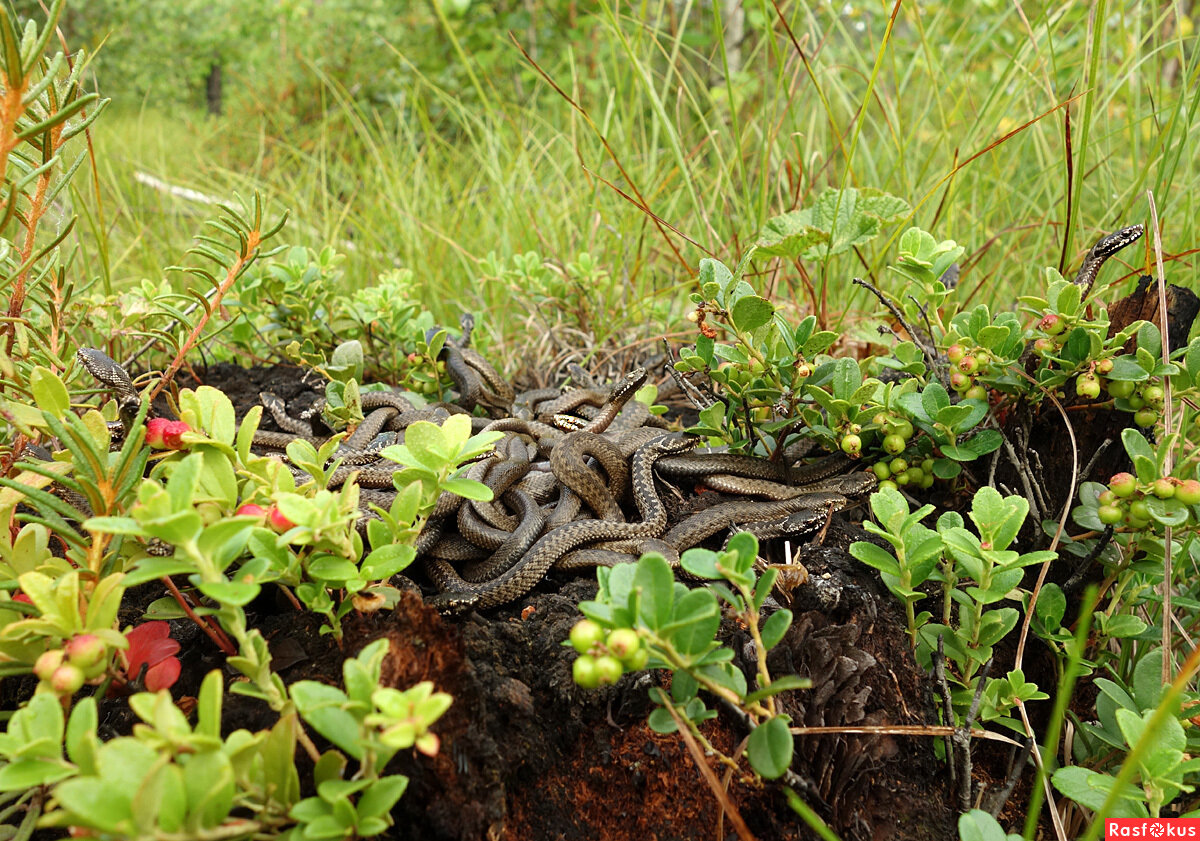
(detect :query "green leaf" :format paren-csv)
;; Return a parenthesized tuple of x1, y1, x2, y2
(680, 548, 721, 580)
(760, 610, 792, 651)
(292, 681, 362, 760)
(633, 553, 675, 630)
(356, 775, 409, 820)
(746, 716, 793, 779)
(730, 296, 775, 333)
(663, 588, 721, 657)
(957, 809, 1020, 841)
(755, 211, 829, 258)
(648, 706, 678, 734)
(30, 366, 70, 416)
(440, 477, 493, 501)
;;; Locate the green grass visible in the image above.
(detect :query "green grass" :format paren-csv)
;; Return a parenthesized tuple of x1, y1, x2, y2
(77, 2, 1200, 362)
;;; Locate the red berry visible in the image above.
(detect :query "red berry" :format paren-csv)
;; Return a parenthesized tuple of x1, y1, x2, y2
(947, 344, 966, 364)
(235, 503, 269, 518)
(145, 418, 191, 450)
(1033, 337, 1056, 355)
(958, 356, 979, 375)
(1095, 358, 1114, 375)
(267, 506, 296, 532)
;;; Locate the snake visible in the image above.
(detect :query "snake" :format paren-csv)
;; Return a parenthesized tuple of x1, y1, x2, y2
(424, 433, 698, 611)
(74, 345, 877, 613)
(1072, 224, 1144, 298)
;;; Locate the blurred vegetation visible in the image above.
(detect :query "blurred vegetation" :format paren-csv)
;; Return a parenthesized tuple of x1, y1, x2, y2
(13, 0, 1200, 366)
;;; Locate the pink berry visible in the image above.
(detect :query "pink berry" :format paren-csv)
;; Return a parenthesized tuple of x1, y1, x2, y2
(1109, 473, 1137, 498)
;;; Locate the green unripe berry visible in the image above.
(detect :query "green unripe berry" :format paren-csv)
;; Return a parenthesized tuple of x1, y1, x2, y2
(594, 655, 624, 686)
(1126, 514, 1152, 530)
(946, 344, 966, 364)
(573, 654, 600, 689)
(872, 462, 892, 480)
(888, 419, 915, 440)
(1128, 500, 1151, 522)
(34, 649, 65, 682)
(975, 351, 992, 368)
(795, 363, 813, 380)
(1126, 395, 1146, 410)
(1097, 489, 1117, 506)
(623, 646, 650, 672)
(570, 620, 606, 655)
(840, 434, 862, 456)
(883, 434, 907, 455)
(878, 480, 899, 491)
(964, 385, 988, 401)
(1097, 504, 1125, 525)
(1109, 473, 1137, 498)
(1176, 479, 1200, 506)
(1106, 379, 1135, 399)
(894, 471, 911, 487)
(1134, 409, 1158, 428)
(1095, 358, 1114, 375)
(957, 355, 979, 375)
(1152, 478, 1176, 499)
(1033, 337, 1056, 355)
(1075, 374, 1101, 400)
(889, 458, 909, 475)
(1143, 385, 1166, 408)
(904, 467, 925, 485)
(607, 629, 641, 662)
(921, 458, 934, 474)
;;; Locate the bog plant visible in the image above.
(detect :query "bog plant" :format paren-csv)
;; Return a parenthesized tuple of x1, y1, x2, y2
(569, 535, 810, 781)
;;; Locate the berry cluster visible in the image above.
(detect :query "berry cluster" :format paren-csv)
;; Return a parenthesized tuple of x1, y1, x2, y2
(568, 619, 648, 689)
(946, 344, 992, 401)
(33, 634, 108, 695)
(873, 455, 936, 491)
(1104, 376, 1166, 428)
(1095, 472, 1200, 529)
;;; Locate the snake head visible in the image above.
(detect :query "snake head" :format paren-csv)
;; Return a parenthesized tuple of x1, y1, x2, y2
(77, 348, 142, 433)
(1091, 224, 1144, 259)
(651, 433, 700, 456)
